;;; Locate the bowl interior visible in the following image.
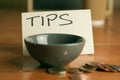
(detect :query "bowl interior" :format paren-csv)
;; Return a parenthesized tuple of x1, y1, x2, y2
(24, 34, 84, 45)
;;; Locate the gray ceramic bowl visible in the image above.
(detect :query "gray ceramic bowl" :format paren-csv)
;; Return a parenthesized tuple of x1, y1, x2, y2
(24, 33, 85, 67)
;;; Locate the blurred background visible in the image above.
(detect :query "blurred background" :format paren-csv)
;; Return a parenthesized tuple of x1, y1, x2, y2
(0, 0, 119, 10)
(0, 0, 119, 45)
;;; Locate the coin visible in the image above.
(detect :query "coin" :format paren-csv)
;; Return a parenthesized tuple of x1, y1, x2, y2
(47, 67, 66, 74)
(111, 65, 120, 72)
(79, 66, 95, 73)
(67, 68, 80, 74)
(84, 64, 97, 70)
(69, 74, 81, 80)
(85, 62, 98, 68)
(102, 64, 118, 72)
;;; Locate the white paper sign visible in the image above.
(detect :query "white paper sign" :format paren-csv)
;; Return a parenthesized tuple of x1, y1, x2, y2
(22, 10, 94, 55)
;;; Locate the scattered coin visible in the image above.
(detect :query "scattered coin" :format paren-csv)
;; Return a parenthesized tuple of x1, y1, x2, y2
(67, 68, 80, 74)
(102, 64, 118, 72)
(96, 63, 111, 72)
(69, 74, 81, 80)
(59, 71, 66, 80)
(85, 62, 98, 69)
(84, 64, 97, 70)
(111, 65, 120, 72)
(79, 66, 95, 73)
(47, 62, 120, 75)
(47, 67, 66, 74)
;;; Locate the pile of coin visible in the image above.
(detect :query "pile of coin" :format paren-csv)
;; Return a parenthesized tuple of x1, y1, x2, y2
(67, 62, 120, 73)
(47, 62, 120, 74)
(47, 62, 120, 80)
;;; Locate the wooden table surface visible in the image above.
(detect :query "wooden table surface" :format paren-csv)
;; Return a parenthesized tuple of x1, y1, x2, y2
(0, 7, 120, 80)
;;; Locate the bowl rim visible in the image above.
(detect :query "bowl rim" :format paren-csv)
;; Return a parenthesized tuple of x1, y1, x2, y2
(24, 33, 85, 46)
